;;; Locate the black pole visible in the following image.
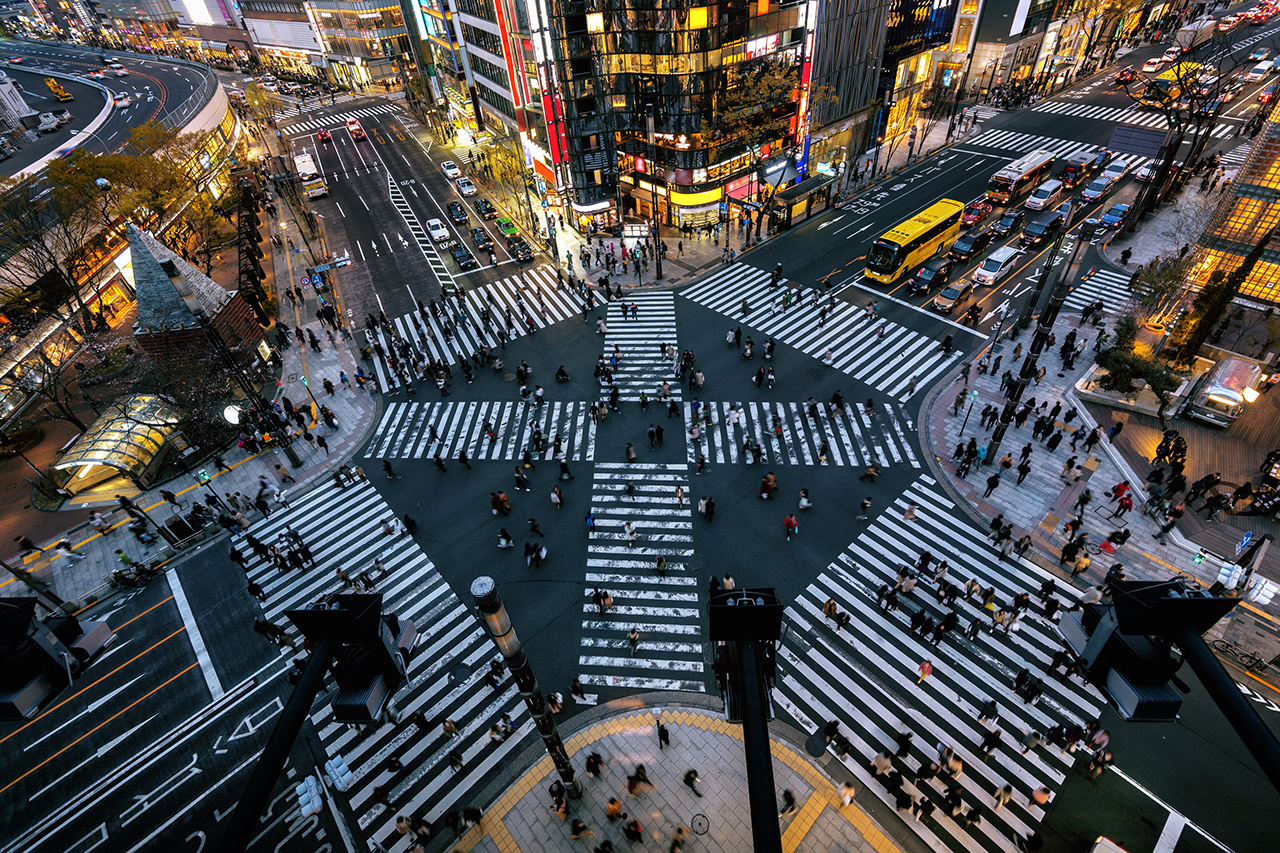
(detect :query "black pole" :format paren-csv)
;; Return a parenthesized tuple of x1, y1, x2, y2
(217, 634, 335, 852)
(737, 640, 782, 853)
(0, 558, 66, 611)
(1170, 625, 1280, 792)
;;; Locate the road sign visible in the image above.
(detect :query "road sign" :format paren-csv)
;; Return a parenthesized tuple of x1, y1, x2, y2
(299, 275, 309, 286)
(312, 264, 331, 272)
(1237, 531, 1253, 555)
(310, 275, 322, 287)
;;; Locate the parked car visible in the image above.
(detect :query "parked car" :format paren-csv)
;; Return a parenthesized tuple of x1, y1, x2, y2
(971, 246, 1022, 285)
(1099, 203, 1131, 229)
(441, 160, 462, 179)
(496, 216, 519, 237)
(908, 256, 955, 295)
(471, 227, 494, 251)
(989, 209, 1026, 238)
(961, 200, 993, 228)
(346, 119, 365, 140)
(932, 281, 973, 313)
(474, 198, 498, 219)
(949, 229, 993, 262)
(450, 244, 478, 270)
(456, 177, 478, 196)
(426, 218, 450, 243)
(448, 201, 469, 224)
(1080, 176, 1115, 202)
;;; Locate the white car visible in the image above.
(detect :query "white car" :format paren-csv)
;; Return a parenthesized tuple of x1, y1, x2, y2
(1142, 58, 1164, 72)
(971, 246, 1022, 286)
(441, 161, 461, 179)
(113, 94, 130, 107)
(426, 218, 450, 243)
(456, 177, 477, 196)
(1161, 48, 1181, 62)
(1102, 158, 1131, 181)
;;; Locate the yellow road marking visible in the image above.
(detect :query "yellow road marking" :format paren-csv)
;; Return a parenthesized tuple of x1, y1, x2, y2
(781, 789, 826, 852)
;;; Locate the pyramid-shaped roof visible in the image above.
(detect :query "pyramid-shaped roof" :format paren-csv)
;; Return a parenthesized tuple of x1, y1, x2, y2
(129, 223, 231, 333)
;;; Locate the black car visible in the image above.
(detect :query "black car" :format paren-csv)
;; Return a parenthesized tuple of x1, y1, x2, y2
(448, 201, 469, 225)
(908, 257, 955, 295)
(949, 229, 993, 262)
(471, 227, 494, 251)
(989, 209, 1026, 238)
(506, 235, 533, 262)
(1021, 209, 1065, 247)
(475, 197, 498, 219)
(450, 244, 478, 270)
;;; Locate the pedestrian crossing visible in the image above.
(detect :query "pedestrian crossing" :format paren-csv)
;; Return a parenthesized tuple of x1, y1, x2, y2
(965, 130, 1154, 170)
(1030, 100, 1236, 138)
(684, 400, 920, 469)
(236, 480, 529, 844)
(274, 92, 363, 118)
(1219, 142, 1252, 169)
(964, 105, 1005, 121)
(601, 291, 682, 402)
(1063, 268, 1133, 317)
(366, 400, 597, 462)
(578, 463, 704, 692)
(363, 266, 582, 392)
(774, 475, 1106, 853)
(279, 103, 399, 136)
(680, 265, 958, 399)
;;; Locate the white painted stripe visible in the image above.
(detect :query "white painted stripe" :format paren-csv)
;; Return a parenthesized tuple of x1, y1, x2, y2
(168, 570, 225, 701)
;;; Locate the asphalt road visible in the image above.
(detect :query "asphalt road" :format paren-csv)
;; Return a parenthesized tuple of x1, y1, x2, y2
(7, 19, 1280, 853)
(0, 39, 214, 168)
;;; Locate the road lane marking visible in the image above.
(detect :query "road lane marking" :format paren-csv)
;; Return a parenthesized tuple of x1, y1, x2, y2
(168, 572, 224, 702)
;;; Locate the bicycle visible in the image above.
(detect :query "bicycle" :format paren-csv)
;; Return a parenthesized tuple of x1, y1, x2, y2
(1212, 639, 1270, 673)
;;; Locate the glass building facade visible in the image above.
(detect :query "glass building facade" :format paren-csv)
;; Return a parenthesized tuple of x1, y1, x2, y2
(1191, 112, 1280, 304)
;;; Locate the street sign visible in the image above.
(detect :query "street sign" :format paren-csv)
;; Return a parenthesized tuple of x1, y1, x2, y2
(313, 264, 331, 272)
(1237, 531, 1253, 555)
(299, 275, 309, 286)
(310, 275, 323, 287)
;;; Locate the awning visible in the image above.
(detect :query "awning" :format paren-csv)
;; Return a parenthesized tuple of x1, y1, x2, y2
(773, 173, 836, 204)
(53, 394, 180, 482)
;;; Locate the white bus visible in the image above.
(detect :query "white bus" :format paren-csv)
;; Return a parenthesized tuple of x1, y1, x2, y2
(294, 153, 327, 199)
(986, 149, 1056, 204)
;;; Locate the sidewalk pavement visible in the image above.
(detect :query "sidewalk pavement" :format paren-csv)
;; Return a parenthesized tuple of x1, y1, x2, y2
(444, 703, 907, 853)
(2, 126, 380, 610)
(919, 304, 1280, 671)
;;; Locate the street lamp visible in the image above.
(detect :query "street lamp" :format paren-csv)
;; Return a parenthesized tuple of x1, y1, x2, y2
(472, 576, 581, 798)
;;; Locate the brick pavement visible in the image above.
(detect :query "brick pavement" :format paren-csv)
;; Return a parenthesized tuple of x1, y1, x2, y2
(445, 702, 911, 853)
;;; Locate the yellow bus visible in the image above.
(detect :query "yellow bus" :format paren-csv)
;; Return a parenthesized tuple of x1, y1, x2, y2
(864, 199, 965, 285)
(294, 153, 327, 199)
(1140, 62, 1200, 108)
(986, 148, 1055, 203)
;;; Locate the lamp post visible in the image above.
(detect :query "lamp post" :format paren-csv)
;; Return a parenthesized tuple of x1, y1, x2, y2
(472, 576, 580, 797)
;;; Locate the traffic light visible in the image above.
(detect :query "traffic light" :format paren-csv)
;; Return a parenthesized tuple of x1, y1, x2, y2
(1193, 550, 1207, 564)
(196, 469, 211, 485)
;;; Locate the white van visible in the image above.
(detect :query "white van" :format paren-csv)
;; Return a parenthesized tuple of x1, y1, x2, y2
(1025, 179, 1064, 211)
(107, 62, 127, 76)
(1245, 61, 1272, 82)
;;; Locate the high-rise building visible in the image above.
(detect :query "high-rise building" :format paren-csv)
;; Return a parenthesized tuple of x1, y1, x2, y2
(93, 0, 182, 47)
(1189, 111, 1280, 305)
(242, 0, 328, 76)
(805, 0, 889, 177)
(306, 0, 413, 88)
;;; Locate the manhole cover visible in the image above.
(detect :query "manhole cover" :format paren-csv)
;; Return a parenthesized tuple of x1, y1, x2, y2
(503, 372, 517, 382)
(805, 733, 827, 757)
(691, 815, 710, 835)
(448, 662, 470, 684)
(806, 368, 825, 380)
(688, 554, 706, 571)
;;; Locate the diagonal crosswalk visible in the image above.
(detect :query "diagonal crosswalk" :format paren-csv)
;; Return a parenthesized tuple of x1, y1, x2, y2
(601, 291, 682, 402)
(237, 480, 528, 845)
(578, 463, 704, 692)
(1029, 100, 1236, 139)
(684, 400, 920, 468)
(366, 400, 597, 461)
(774, 475, 1105, 853)
(1063, 268, 1133, 317)
(363, 267, 582, 392)
(680, 266, 957, 399)
(279, 103, 399, 136)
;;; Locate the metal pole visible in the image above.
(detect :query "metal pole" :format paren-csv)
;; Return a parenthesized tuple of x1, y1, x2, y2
(0, 558, 67, 611)
(737, 640, 783, 853)
(958, 394, 977, 436)
(472, 576, 580, 796)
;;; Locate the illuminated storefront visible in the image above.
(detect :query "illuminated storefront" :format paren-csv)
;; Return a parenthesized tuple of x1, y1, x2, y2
(1190, 112, 1280, 304)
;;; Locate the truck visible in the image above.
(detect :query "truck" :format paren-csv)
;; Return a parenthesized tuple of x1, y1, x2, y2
(1176, 19, 1218, 53)
(37, 113, 60, 133)
(0, 599, 116, 720)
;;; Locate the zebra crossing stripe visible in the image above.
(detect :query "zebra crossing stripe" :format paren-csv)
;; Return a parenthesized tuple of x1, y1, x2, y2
(774, 475, 1106, 852)
(1219, 143, 1252, 168)
(1064, 268, 1134, 317)
(236, 480, 528, 835)
(681, 266, 955, 398)
(602, 292, 681, 401)
(364, 267, 582, 391)
(578, 464, 705, 693)
(1029, 100, 1235, 139)
(368, 400, 598, 461)
(280, 103, 398, 135)
(966, 130, 1153, 171)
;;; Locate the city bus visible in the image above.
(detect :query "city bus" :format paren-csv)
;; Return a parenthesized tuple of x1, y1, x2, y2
(294, 153, 327, 198)
(864, 199, 965, 285)
(1140, 62, 1200, 108)
(986, 149, 1056, 203)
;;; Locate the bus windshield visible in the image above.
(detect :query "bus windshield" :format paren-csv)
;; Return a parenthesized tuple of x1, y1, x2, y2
(865, 239, 901, 272)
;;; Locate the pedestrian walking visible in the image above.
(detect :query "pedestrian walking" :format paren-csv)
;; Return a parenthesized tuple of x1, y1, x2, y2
(683, 770, 703, 797)
(917, 660, 934, 683)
